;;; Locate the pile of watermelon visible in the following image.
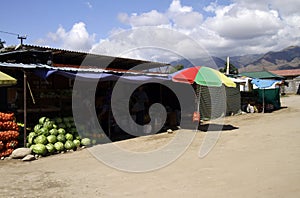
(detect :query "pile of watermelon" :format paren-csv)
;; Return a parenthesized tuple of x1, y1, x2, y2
(0, 112, 19, 158)
(27, 116, 93, 156)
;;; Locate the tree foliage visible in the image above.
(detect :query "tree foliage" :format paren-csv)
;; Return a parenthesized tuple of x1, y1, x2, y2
(219, 62, 239, 74)
(170, 64, 184, 73)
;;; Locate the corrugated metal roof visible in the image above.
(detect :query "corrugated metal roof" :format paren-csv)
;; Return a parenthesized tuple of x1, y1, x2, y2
(270, 69, 300, 77)
(0, 62, 38, 69)
(239, 70, 284, 79)
(23, 44, 97, 54)
(0, 44, 170, 71)
(0, 62, 169, 77)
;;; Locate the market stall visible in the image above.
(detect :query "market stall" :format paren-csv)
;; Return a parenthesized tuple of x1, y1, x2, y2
(251, 78, 283, 112)
(171, 66, 237, 121)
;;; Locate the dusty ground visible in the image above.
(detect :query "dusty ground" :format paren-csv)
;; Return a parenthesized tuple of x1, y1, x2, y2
(1, 95, 300, 198)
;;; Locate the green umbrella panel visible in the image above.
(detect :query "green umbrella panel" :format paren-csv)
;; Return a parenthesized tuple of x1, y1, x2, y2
(194, 66, 222, 87)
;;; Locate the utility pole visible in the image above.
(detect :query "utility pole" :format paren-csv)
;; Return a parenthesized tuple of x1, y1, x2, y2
(17, 35, 27, 45)
(226, 56, 230, 75)
(0, 31, 27, 45)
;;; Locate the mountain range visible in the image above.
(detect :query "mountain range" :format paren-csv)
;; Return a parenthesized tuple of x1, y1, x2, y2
(170, 46, 300, 72)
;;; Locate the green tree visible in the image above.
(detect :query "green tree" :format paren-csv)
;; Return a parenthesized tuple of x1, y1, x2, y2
(219, 62, 239, 74)
(170, 64, 184, 73)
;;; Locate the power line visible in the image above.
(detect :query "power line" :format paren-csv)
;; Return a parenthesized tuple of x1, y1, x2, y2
(0, 30, 27, 45)
(0, 30, 19, 36)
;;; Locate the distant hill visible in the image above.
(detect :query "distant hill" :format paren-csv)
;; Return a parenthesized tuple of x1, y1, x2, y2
(169, 46, 300, 73)
(170, 56, 226, 70)
(239, 46, 300, 72)
(229, 54, 262, 69)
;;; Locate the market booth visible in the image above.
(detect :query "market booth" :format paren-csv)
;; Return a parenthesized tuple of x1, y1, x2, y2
(0, 45, 184, 143)
(251, 78, 282, 112)
(0, 71, 20, 156)
(171, 66, 238, 121)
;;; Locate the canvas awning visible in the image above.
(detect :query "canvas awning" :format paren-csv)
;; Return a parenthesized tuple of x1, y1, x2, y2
(171, 66, 236, 87)
(34, 69, 170, 84)
(0, 71, 17, 87)
(251, 78, 282, 89)
(240, 71, 284, 80)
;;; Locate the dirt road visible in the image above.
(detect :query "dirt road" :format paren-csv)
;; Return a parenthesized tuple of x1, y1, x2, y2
(1, 95, 300, 198)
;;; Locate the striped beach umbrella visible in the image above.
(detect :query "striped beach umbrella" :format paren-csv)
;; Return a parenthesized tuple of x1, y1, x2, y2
(172, 66, 236, 88)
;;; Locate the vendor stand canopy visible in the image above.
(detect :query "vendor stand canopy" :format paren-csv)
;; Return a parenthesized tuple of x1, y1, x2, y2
(251, 78, 282, 111)
(172, 66, 236, 87)
(0, 71, 17, 87)
(171, 66, 239, 120)
(0, 44, 171, 144)
(239, 70, 285, 80)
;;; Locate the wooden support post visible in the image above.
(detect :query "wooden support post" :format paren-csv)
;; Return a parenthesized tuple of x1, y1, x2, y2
(23, 71, 27, 146)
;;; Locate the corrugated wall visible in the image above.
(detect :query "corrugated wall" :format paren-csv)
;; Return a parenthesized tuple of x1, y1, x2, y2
(196, 85, 241, 120)
(226, 86, 241, 115)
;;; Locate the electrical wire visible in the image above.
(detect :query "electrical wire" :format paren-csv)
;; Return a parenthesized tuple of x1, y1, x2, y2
(0, 30, 19, 36)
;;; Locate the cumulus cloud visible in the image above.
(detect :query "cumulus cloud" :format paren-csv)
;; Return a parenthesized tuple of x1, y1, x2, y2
(101, 0, 299, 59)
(168, 0, 193, 13)
(201, 0, 300, 55)
(91, 0, 207, 61)
(47, 22, 95, 52)
(167, 1, 203, 29)
(44, 0, 300, 60)
(203, 5, 282, 40)
(90, 27, 212, 64)
(117, 10, 169, 27)
(232, 0, 300, 15)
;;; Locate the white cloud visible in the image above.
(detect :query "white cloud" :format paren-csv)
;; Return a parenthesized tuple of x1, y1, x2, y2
(167, 0, 203, 29)
(203, 6, 282, 40)
(200, 1, 300, 56)
(34, 38, 48, 46)
(232, 0, 300, 15)
(118, 10, 169, 27)
(47, 22, 95, 51)
(169, 12, 202, 29)
(43, 0, 300, 60)
(169, 0, 193, 13)
(110, 0, 295, 59)
(90, 27, 212, 64)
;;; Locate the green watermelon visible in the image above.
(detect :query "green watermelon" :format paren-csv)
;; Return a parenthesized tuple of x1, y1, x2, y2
(47, 135, 57, 144)
(32, 144, 47, 155)
(45, 143, 55, 153)
(39, 117, 47, 125)
(34, 135, 48, 145)
(34, 124, 42, 132)
(64, 140, 75, 150)
(81, 138, 91, 146)
(57, 128, 66, 135)
(49, 128, 58, 136)
(54, 142, 64, 152)
(57, 134, 66, 143)
(65, 133, 73, 141)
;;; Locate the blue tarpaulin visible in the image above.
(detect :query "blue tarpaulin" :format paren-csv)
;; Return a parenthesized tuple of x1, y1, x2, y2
(251, 78, 282, 111)
(34, 69, 58, 79)
(251, 78, 281, 89)
(34, 69, 170, 83)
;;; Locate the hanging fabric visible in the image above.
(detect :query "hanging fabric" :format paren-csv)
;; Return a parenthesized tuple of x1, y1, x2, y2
(192, 84, 201, 122)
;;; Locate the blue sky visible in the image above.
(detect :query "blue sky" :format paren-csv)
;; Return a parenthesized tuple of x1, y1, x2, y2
(1, 0, 300, 61)
(1, 0, 219, 44)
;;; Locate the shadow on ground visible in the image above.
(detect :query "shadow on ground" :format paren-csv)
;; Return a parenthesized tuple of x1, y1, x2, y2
(198, 124, 239, 132)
